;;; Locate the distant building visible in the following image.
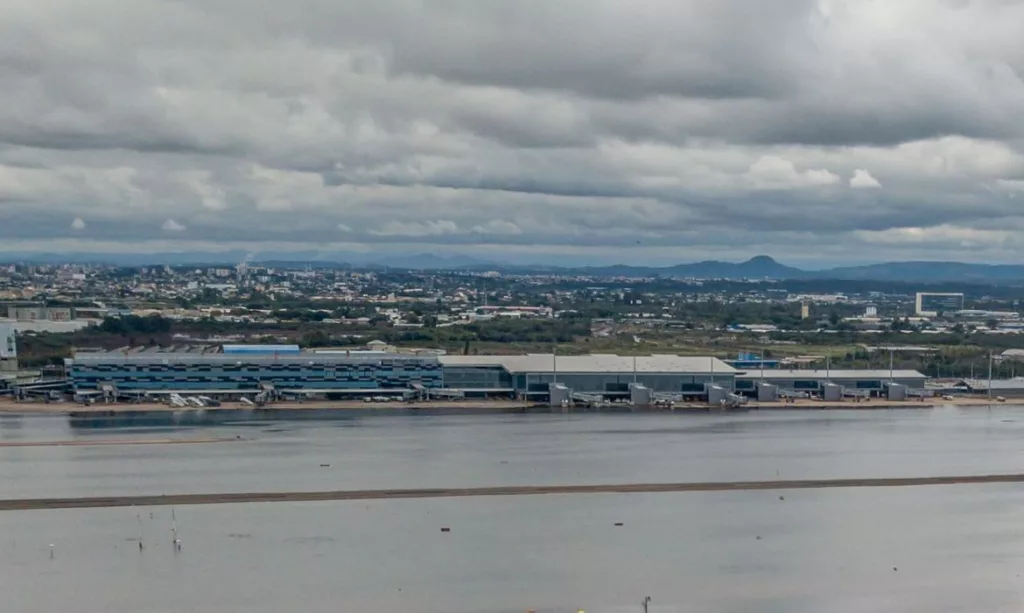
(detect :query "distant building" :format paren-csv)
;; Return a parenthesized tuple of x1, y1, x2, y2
(865, 305, 877, 317)
(800, 304, 810, 319)
(0, 321, 16, 372)
(915, 292, 964, 316)
(222, 344, 301, 355)
(952, 309, 1020, 321)
(725, 352, 779, 370)
(6, 306, 74, 321)
(0, 322, 15, 358)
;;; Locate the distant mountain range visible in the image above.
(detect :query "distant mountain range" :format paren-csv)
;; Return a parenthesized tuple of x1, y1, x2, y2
(4, 251, 1024, 284)
(571, 256, 1024, 284)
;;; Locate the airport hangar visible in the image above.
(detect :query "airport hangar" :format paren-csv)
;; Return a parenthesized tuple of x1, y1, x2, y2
(63, 345, 926, 402)
(734, 369, 928, 398)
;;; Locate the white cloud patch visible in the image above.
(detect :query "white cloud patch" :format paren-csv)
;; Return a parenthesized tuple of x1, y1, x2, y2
(854, 225, 1010, 247)
(70, 217, 86, 230)
(336, 223, 353, 232)
(162, 219, 187, 232)
(471, 220, 522, 235)
(371, 220, 459, 237)
(744, 156, 840, 190)
(996, 179, 1024, 192)
(850, 169, 882, 188)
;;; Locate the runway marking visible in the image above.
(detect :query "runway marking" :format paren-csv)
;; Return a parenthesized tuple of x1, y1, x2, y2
(2, 473, 1023, 511)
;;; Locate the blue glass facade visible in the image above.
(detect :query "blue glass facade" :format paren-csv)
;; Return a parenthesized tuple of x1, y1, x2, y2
(66, 355, 443, 392)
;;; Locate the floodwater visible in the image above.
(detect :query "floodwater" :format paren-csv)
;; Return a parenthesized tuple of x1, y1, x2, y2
(4, 407, 1024, 612)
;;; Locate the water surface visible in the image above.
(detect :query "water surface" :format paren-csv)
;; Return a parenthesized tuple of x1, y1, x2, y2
(3, 407, 1024, 612)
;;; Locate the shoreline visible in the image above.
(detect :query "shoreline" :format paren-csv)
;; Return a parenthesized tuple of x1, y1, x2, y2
(4, 473, 1024, 511)
(0, 397, 1020, 417)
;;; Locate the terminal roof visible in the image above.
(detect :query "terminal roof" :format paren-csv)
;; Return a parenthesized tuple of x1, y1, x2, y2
(439, 354, 736, 374)
(735, 369, 927, 380)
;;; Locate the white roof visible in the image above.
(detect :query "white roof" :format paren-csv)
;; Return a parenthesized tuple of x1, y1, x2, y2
(958, 378, 1024, 390)
(736, 369, 926, 380)
(439, 354, 735, 375)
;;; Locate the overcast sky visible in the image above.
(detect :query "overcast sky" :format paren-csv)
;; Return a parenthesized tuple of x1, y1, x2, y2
(3, 0, 1024, 266)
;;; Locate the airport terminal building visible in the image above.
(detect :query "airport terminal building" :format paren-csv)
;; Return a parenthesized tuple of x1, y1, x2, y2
(65, 345, 444, 397)
(734, 369, 928, 399)
(439, 354, 736, 399)
(65, 346, 737, 401)
(64, 344, 926, 403)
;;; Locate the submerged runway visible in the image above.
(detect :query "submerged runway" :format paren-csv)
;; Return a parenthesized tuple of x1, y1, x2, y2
(0, 437, 239, 448)
(3, 473, 1024, 511)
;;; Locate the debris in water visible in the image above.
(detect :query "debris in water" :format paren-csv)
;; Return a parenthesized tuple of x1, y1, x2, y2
(893, 566, 897, 572)
(779, 495, 785, 501)
(756, 536, 762, 540)
(320, 464, 330, 467)
(441, 527, 451, 533)
(614, 522, 624, 527)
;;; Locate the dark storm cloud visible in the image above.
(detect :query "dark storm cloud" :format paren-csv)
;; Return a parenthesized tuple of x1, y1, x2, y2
(3, 0, 1024, 262)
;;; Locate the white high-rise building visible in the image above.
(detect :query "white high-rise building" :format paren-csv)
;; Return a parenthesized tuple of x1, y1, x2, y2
(0, 321, 16, 359)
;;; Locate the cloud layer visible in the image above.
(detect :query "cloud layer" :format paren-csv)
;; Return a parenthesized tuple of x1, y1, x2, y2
(3, 0, 1024, 264)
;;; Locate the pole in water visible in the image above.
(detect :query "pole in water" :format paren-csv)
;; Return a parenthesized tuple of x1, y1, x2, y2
(171, 508, 178, 544)
(49, 544, 54, 559)
(136, 509, 144, 550)
(642, 596, 652, 613)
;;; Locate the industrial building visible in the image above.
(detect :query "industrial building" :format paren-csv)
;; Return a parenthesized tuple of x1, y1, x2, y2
(6, 306, 74, 322)
(735, 369, 928, 399)
(949, 378, 1024, 398)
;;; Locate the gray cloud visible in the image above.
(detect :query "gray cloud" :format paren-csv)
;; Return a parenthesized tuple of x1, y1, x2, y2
(2, 0, 1024, 264)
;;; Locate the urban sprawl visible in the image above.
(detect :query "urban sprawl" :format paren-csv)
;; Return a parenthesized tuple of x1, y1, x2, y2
(2, 262, 1024, 409)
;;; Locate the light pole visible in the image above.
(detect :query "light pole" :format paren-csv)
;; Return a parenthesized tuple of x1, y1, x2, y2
(888, 347, 894, 384)
(988, 352, 993, 401)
